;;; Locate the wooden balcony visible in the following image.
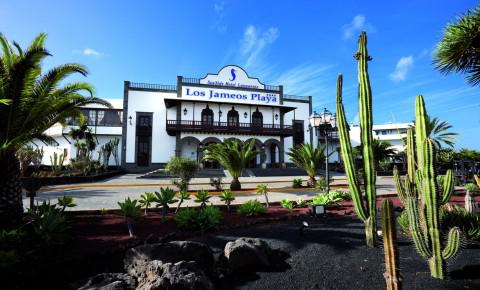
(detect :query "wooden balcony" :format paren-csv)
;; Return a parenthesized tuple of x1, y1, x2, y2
(166, 120, 294, 136)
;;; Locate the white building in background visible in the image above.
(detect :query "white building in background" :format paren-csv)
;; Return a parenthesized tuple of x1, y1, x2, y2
(349, 122, 411, 152)
(34, 99, 123, 166)
(121, 65, 313, 172)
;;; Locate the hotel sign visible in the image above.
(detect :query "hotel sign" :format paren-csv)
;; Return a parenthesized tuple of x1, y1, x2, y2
(182, 86, 279, 105)
(199, 65, 266, 89)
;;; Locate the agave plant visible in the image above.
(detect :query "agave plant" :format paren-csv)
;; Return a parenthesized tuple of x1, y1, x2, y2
(57, 196, 77, 212)
(154, 188, 178, 220)
(219, 190, 235, 211)
(139, 192, 156, 215)
(175, 190, 191, 213)
(0, 33, 110, 227)
(117, 197, 142, 237)
(202, 139, 259, 190)
(287, 143, 330, 186)
(194, 190, 211, 209)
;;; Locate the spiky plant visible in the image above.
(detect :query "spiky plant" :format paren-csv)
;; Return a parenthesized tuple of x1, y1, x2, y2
(381, 199, 401, 290)
(464, 183, 478, 214)
(57, 196, 76, 212)
(395, 95, 461, 279)
(175, 190, 191, 213)
(287, 143, 329, 186)
(0, 33, 110, 227)
(434, 5, 480, 86)
(194, 190, 211, 209)
(154, 187, 178, 220)
(336, 32, 378, 247)
(139, 192, 156, 215)
(117, 197, 142, 237)
(256, 184, 269, 208)
(202, 139, 259, 190)
(219, 189, 235, 211)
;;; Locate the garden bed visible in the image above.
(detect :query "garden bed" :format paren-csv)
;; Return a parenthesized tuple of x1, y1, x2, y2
(21, 169, 124, 186)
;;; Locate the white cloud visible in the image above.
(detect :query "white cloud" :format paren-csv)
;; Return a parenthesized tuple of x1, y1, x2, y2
(213, 1, 227, 33)
(342, 14, 375, 40)
(389, 56, 414, 82)
(73, 48, 104, 57)
(240, 25, 279, 69)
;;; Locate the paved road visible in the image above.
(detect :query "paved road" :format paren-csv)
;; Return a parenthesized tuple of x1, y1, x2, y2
(24, 174, 399, 211)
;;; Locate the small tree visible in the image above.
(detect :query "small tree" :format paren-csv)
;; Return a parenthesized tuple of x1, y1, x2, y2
(194, 190, 211, 209)
(165, 156, 198, 192)
(256, 184, 269, 207)
(175, 191, 191, 213)
(287, 143, 329, 186)
(118, 197, 142, 237)
(154, 188, 178, 220)
(219, 190, 235, 211)
(139, 192, 156, 215)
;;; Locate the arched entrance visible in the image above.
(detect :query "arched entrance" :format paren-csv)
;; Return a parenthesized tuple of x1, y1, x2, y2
(245, 138, 263, 168)
(264, 139, 281, 168)
(179, 136, 201, 162)
(200, 137, 222, 169)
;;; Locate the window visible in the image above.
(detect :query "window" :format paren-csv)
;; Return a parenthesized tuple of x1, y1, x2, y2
(138, 115, 151, 127)
(252, 107, 263, 128)
(293, 120, 304, 146)
(227, 106, 239, 127)
(201, 105, 214, 126)
(88, 110, 96, 125)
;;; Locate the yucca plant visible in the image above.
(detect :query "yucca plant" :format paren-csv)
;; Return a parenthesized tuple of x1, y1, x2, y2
(154, 188, 178, 220)
(117, 197, 142, 237)
(219, 189, 235, 211)
(194, 190, 211, 209)
(0, 33, 110, 227)
(139, 192, 156, 215)
(202, 139, 259, 190)
(280, 199, 294, 211)
(57, 196, 76, 212)
(287, 143, 329, 186)
(256, 184, 269, 207)
(464, 183, 478, 214)
(175, 190, 191, 213)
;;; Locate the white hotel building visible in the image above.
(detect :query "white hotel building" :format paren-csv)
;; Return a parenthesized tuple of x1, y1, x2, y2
(121, 65, 313, 172)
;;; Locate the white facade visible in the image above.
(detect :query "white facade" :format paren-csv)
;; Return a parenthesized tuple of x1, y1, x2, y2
(122, 65, 313, 172)
(349, 122, 411, 152)
(30, 99, 123, 167)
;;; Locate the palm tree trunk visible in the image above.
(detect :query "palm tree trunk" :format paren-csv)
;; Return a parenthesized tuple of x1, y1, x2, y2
(175, 199, 183, 213)
(308, 176, 316, 187)
(230, 177, 241, 190)
(0, 150, 24, 228)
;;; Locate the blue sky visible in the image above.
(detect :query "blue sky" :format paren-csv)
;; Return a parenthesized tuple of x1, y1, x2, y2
(1, 0, 479, 149)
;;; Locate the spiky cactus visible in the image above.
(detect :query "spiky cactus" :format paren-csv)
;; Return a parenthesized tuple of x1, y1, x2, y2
(398, 95, 461, 279)
(50, 149, 66, 175)
(336, 32, 378, 247)
(381, 199, 400, 290)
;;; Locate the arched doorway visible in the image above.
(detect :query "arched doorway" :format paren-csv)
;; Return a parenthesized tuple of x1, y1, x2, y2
(264, 139, 281, 168)
(179, 136, 201, 162)
(245, 138, 263, 168)
(227, 106, 239, 128)
(200, 137, 222, 169)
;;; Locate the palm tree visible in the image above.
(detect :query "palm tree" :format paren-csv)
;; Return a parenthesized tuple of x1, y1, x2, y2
(434, 5, 480, 86)
(426, 116, 458, 148)
(287, 143, 329, 186)
(355, 139, 397, 170)
(0, 33, 109, 227)
(202, 139, 259, 190)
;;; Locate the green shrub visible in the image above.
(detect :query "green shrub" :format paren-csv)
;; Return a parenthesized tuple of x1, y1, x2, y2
(442, 204, 480, 240)
(154, 188, 178, 220)
(175, 206, 222, 232)
(219, 190, 235, 211)
(57, 196, 76, 211)
(292, 178, 303, 188)
(0, 229, 24, 269)
(296, 197, 307, 207)
(465, 183, 477, 192)
(194, 190, 211, 209)
(280, 199, 294, 211)
(166, 156, 198, 191)
(311, 190, 344, 206)
(315, 176, 327, 191)
(397, 210, 410, 235)
(27, 201, 69, 244)
(238, 200, 266, 217)
(139, 192, 156, 215)
(256, 183, 269, 207)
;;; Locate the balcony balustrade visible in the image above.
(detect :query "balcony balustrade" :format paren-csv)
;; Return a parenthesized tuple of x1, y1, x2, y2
(166, 120, 293, 136)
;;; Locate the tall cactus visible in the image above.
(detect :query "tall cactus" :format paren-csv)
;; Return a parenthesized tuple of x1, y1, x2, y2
(336, 31, 378, 247)
(399, 95, 461, 279)
(382, 199, 400, 290)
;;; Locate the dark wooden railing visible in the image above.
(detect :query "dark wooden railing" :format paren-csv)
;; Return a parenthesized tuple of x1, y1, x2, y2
(166, 120, 293, 136)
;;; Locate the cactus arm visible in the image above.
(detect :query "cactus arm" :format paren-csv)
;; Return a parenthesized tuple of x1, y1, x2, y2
(357, 32, 377, 234)
(415, 95, 428, 170)
(336, 74, 367, 221)
(441, 170, 454, 204)
(393, 166, 407, 204)
(382, 199, 400, 290)
(404, 176, 415, 197)
(406, 128, 416, 184)
(442, 227, 461, 260)
(406, 197, 431, 258)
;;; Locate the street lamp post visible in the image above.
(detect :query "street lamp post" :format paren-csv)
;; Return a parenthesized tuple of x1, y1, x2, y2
(310, 108, 336, 193)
